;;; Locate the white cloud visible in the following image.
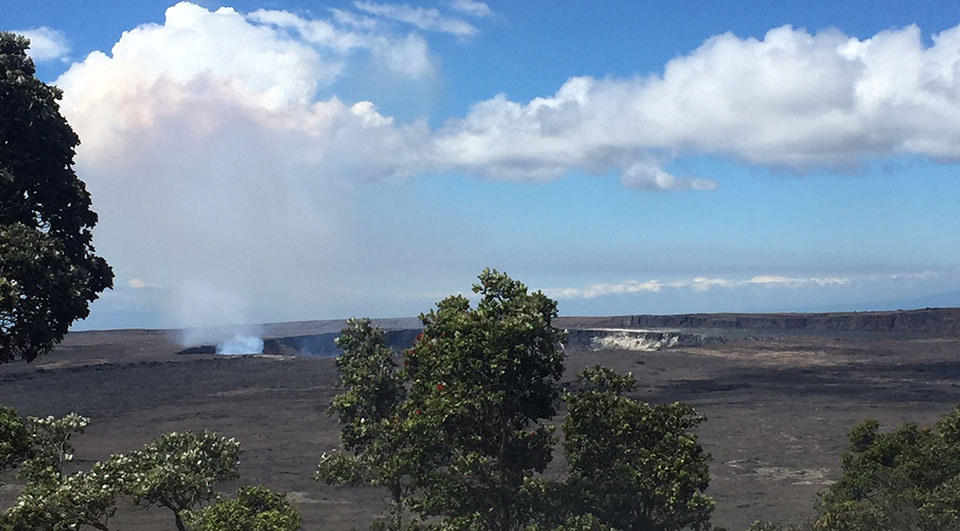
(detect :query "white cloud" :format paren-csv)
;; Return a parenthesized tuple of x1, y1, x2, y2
(547, 274, 852, 299)
(13, 26, 69, 62)
(248, 7, 436, 78)
(544, 280, 663, 300)
(354, 1, 478, 36)
(434, 23, 960, 189)
(749, 275, 848, 287)
(445, 0, 492, 18)
(52, 8, 960, 329)
(620, 160, 717, 191)
(247, 8, 367, 53)
(57, 3, 436, 332)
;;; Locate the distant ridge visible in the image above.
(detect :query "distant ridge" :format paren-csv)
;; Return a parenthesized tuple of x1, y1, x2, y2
(555, 307, 960, 337)
(70, 308, 960, 339)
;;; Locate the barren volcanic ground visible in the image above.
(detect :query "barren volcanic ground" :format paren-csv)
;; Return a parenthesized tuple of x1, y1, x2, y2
(2, 309, 960, 530)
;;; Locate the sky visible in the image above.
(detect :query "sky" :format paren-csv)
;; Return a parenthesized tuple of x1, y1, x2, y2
(5, 1, 960, 333)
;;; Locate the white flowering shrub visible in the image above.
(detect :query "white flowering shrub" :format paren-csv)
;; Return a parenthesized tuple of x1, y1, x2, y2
(18, 413, 90, 488)
(122, 431, 241, 531)
(1, 409, 246, 531)
(1, 451, 126, 530)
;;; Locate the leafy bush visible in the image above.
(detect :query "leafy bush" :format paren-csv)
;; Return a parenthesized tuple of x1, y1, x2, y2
(813, 405, 960, 531)
(122, 431, 242, 531)
(0, 407, 29, 472)
(183, 486, 301, 531)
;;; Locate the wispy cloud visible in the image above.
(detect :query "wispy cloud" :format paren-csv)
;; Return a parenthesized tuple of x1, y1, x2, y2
(546, 280, 664, 299)
(545, 274, 855, 300)
(12, 26, 69, 62)
(248, 7, 436, 78)
(445, 0, 492, 18)
(354, 1, 479, 36)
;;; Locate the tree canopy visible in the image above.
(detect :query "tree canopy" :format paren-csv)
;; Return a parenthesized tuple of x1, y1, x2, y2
(812, 406, 960, 531)
(320, 269, 716, 531)
(0, 32, 113, 363)
(182, 486, 302, 531)
(122, 431, 242, 531)
(0, 406, 30, 472)
(562, 366, 714, 531)
(1, 409, 275, 531)
(405, 268, 566, 530)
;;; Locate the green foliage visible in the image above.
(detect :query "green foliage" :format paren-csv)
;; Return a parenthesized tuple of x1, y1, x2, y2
(328, 317, 407, 452)
(562, 365, 714, 531)
(0, 32, 113, 363)
(18, 413, 90, 488)
(575, 364, 636, 394)
(404, 268, 566, 530)
(745, 521, 800, 531)
(1, 411, 119, 531)
(814, 405, 960, 531)
(1, 460, 125, 531)
(527, 513, 618, 531)
(316, 317, 416, 530)
(122, 431, 241, 531)
(321, 271, 721, 531)
(182, 486, 302, 531)
(1, 408, 274, 531)
(0, 406, 30, 471)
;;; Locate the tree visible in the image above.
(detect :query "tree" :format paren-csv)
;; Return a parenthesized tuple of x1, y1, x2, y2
(182, 485, 302, 531)
(813, 406, 960, 531)
(0, 406, 30, 472)
(1, 460, 125, 531)
(0, 32, 113, 363)
(561, 366, 715, 531)
(315, 317, 416, 530)
(1, 411, 122, 531)
(122, 430, 241, 531)
(403, 268, 566, 530)
(320, 270, 722, 530)
(16, 413, 90, 488)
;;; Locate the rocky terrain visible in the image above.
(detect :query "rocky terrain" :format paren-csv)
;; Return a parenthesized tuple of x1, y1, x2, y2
(2, 308, 960, 529)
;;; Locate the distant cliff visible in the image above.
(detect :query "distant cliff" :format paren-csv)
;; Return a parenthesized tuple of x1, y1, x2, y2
(177, 308, 960, 357)
(555, 307, 960, 337)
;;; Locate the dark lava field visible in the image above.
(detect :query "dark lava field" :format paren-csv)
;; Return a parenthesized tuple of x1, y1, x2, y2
(2, 308, 960, 530)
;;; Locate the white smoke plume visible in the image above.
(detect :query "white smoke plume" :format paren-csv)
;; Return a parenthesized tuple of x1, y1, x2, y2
(216, 335, 265, 355)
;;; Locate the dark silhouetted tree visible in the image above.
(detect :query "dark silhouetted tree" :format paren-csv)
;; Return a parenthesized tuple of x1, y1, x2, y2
(0, 32, 113, 363)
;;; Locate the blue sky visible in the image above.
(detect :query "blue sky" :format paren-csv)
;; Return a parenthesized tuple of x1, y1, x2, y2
(5, 1, 960, 332)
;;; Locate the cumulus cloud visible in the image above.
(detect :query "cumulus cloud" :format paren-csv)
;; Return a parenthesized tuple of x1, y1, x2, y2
(13, 26, 69, 62)
(434, 23, 960, 188)
(354, 1, 479, 36)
